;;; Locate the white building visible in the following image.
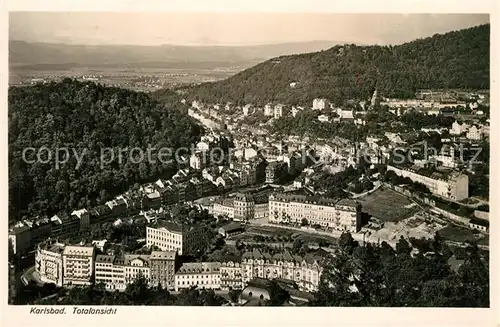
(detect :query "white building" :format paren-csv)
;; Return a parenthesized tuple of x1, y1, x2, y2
(62, 245, 95, 286)
(268, 194, 362, 233)
(94, 255, 126, 291)
(387, 165, 469, 200)
(123, 255, 151, 285)
(466, 125, 483, 141)
(213, 193, 268, 221)
(241, 249, 324, 292)
(213, 198, 236, 219)
(450, 121, 470, 135)
(274, 104, 284, 119)
(146, 222, 208, 256)
(35, 241, 65, 287)
(174, 262, 221, 291)
(312, 98, 328, 110)
(264, 104, 274, 116)
(220, 258, 244, 290)
(317, 114, 330, 123)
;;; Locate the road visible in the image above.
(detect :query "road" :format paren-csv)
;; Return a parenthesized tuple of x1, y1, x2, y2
(349, 181, 382, 199)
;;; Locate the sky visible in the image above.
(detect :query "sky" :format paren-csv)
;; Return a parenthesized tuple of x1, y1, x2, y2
(9, 12, 489, 46)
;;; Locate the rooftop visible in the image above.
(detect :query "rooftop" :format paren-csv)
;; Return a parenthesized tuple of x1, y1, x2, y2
(150, 251, 176, 261)
(63, 245, 95, 257)
(270, 192, 358, 208)
(177, 262, 221, 275)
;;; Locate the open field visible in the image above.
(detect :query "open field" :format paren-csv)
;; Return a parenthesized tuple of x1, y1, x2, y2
(439, 224, 487, 244)
(357, 187, 421, 222)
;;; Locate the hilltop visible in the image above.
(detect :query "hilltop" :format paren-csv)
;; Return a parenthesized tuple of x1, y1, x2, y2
(180, 24, 489, 106)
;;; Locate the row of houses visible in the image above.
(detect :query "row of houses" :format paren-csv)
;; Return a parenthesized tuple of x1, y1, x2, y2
(36, 241, 327, 293)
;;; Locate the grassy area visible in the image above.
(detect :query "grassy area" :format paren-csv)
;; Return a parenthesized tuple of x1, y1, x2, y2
(357, 187, 421, 222)
(439, 224, 479, 243)
(477, 236, 489, 246)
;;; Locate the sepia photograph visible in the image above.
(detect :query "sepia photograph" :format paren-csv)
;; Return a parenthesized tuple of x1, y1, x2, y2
(2, 2, 496, 326)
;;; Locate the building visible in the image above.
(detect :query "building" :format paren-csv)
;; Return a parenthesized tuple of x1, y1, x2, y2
(8, 224, 32, 255)
(265, 161, 288, 184)
(241, 249, 325, 292)
(71, 209, 91, 231)
(264, 104, 274, 116)
(469, 218, 489, 233)
(123, 255, 151, 285)
(466, 125, 483, 141)
(317, 114, 330, 123)
(268, 193, 362, 233)
(94, 255, 126, 291)
(146, 221, 209, 256)
(174, 262, 221, 291)
(274, 104, 284, 119)
(213, 198, 235, 219)
(62, 245, 95, 286)
(150, 251, 176, 290)
(234, 193, 255, 221)
(450, 121, 470, 135)
(312, 98, 328, 110)
(387, 165, 469, 200)
(218, 223, 244, 238)
(220, 256, 244, 290)
(35, 241, 65, 287)
(254, 195, 269, 219)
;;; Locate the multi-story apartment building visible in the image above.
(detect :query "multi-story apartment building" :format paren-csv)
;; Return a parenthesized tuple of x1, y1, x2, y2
(254, 197, 269, 219)
(94, 255, 126, 291)
(123, 255, 151, 285)
(62, 245, 95, 286)
(174, 262, 221, 291)
(241, 249, 325, 292)
(146, 221, 209, 256)
(150, 251, 176, 290)
(220, 257, 244, 290)
(265, 161, 288, 184)
(234, 193, 255, 221)
(268, 193, 362, 233)
(387, 165, 469, 200)
(8, 224, 32, 255)
(71, 209, 91, 232)
(213, 193, 269, 221)
(213, 198, 235, 219)
(8, 216, 53, 255)
(35, 240, 65, 287)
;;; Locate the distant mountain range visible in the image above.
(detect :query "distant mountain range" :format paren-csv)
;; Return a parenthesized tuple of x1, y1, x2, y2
(180, 24, 490, 105)
(9, 40, 345, 67)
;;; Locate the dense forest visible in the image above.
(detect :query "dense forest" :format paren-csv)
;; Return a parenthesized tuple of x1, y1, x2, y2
(311, 233, 489, 307)
(179, 24, 489, 106)
(9, 79, 202, 221)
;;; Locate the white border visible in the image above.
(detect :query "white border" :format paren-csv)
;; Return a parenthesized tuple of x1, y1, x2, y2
(1, 1, 498, 327)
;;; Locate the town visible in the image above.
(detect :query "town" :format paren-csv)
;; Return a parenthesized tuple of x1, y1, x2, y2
(9, 88, 490, 306)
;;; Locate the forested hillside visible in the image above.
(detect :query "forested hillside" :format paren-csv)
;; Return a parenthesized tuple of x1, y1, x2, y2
(182, 24, 489, 106)
(9, 79, 202, 221)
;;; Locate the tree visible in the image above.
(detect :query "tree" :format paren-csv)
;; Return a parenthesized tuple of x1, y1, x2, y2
(292, 238, 304, 254)
(267, 281, 290, 306)
(229, 289, 241, 303)
(396, 236, 412, 256)
(339, 232, 358, 254)
(301, 218, 309, 226)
